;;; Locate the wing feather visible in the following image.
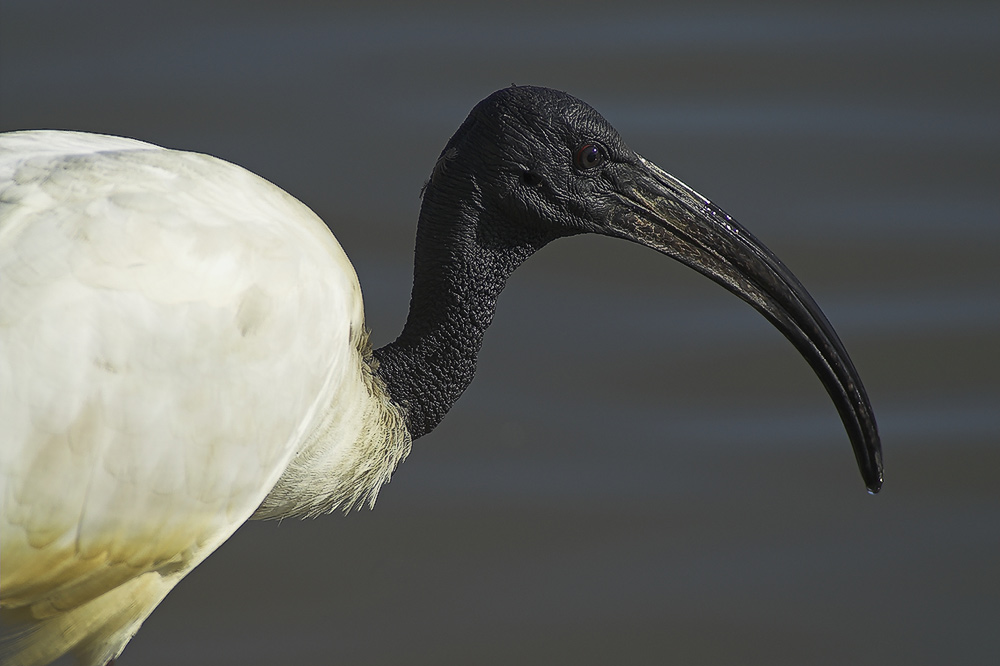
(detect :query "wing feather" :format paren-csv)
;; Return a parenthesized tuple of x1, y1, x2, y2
(0, 131, 365, 662)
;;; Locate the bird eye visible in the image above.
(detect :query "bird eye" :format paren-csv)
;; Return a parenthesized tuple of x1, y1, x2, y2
(574, 143, 604, 171)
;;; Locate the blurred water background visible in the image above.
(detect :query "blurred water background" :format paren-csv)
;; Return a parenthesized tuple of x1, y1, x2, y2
(1, 1, 998, 664)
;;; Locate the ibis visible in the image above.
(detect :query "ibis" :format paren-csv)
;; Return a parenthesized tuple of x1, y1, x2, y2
(0, 86, 882, 665)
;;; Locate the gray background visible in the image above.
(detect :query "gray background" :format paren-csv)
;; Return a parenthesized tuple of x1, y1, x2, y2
(2, 1, 998, 664)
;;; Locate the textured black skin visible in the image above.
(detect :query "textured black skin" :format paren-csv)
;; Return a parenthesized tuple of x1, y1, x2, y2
(373, 86, 626, 439)
(371, 86, 883, 491)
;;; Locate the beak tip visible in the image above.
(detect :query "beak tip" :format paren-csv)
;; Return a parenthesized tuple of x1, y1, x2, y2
(851, 408, 883, 494)
(863, 452, 884, 494)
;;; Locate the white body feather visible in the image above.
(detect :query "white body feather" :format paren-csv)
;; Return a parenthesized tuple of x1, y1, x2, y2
(0, 131, 409, 665)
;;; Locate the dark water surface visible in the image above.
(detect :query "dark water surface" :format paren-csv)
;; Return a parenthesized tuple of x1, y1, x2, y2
(2, 1, 998, 664)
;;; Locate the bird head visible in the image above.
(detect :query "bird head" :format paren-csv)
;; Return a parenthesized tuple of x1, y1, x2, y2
(408, 86, 882, 492)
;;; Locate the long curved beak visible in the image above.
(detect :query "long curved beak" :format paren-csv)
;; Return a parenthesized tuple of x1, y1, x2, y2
(606, 156, 883, 493)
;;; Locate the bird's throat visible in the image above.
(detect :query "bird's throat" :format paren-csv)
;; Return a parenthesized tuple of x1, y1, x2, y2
(372, 192, 554, 439)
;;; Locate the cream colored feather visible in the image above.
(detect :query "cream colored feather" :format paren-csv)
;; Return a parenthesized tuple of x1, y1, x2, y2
(0, 131, 409, 665)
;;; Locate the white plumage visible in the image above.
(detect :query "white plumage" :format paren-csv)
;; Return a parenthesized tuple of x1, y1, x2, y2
(0, 131, 408, 665)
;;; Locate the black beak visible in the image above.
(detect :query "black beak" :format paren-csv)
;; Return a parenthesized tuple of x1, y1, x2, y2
(606, 155, 883, 493)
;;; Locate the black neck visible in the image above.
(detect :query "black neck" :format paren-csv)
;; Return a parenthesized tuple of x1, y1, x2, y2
(372, 177, 561, 439)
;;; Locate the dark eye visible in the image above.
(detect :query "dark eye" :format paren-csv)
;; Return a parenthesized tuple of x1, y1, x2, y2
(574, 143, 604, 170)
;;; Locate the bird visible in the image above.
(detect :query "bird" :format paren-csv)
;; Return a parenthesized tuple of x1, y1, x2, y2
(0, 85, 883, 665)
